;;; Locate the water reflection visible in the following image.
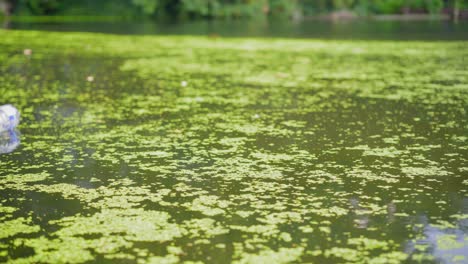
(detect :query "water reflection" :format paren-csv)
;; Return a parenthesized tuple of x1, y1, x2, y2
(406, 208, 468, 263)
(350, 198, 399, 228)
(2, 16, 11, 29)
(5, 19, 468, 40)
(0, 129, 20, 154)
(418, 225, 467, 263)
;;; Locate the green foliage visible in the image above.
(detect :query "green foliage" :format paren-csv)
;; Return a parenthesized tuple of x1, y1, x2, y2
(332, 0, 356, 10)
(181, 0, 221, 17)
(132, 0, 159, 15)
(370, 0, 403, 14)
(3, 0, 468, 18)
(27, 0, 62, 14)
(269, 0, 298, 17)
(296, 0, 451, 15)
(425, 0, 444, 13)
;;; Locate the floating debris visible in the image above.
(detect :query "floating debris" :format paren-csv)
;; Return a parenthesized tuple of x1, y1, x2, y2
(23, 49, 32, 56)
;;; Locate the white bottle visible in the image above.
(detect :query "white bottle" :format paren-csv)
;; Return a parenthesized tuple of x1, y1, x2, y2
(0, 130, 20, 154)
(0, 104, 20, 132)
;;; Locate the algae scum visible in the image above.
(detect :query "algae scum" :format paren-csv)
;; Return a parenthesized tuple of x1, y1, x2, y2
(0, 30, 467, 263)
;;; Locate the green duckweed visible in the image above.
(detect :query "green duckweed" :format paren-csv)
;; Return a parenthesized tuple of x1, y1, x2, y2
(0, 29, 467, 263)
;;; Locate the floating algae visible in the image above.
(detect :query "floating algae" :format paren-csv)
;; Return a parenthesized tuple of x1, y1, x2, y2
(0, 29, 467, 263)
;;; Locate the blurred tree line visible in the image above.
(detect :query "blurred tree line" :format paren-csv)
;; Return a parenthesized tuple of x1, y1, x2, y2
(1, 0, 467, 18)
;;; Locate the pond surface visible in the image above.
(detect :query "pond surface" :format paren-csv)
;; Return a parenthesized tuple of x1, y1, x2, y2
(0, 30, 467, 263)
(5, 19, 468, 40)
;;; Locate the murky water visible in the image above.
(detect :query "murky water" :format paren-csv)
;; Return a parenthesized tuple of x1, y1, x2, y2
(0, 28, 467, 263)
(5, 19, 468, 40)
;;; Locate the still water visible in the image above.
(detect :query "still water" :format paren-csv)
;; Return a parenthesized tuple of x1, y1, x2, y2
(0, 22, 467, 263)
(5, 19, 468, 40)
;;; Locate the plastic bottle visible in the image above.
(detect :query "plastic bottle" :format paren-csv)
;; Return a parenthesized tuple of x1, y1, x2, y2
(0, 104, 20, 132)
(0, 129, 20, 154)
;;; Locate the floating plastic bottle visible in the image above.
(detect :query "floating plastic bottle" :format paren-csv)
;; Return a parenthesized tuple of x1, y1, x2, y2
(0, 104, 20, 132)
(0, 129, 20, 154)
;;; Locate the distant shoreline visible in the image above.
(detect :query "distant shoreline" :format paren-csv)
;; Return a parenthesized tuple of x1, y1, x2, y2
(302, 11, 455, 21)
(371, 14, 450, 21)
(0, 13, 466, 23)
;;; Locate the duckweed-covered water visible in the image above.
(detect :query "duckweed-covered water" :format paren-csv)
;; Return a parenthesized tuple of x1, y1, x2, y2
(0, 30, 467, 263)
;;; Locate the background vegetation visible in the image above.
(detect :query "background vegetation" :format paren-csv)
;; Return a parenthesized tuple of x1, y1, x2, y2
(1, 0, 468, 18)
